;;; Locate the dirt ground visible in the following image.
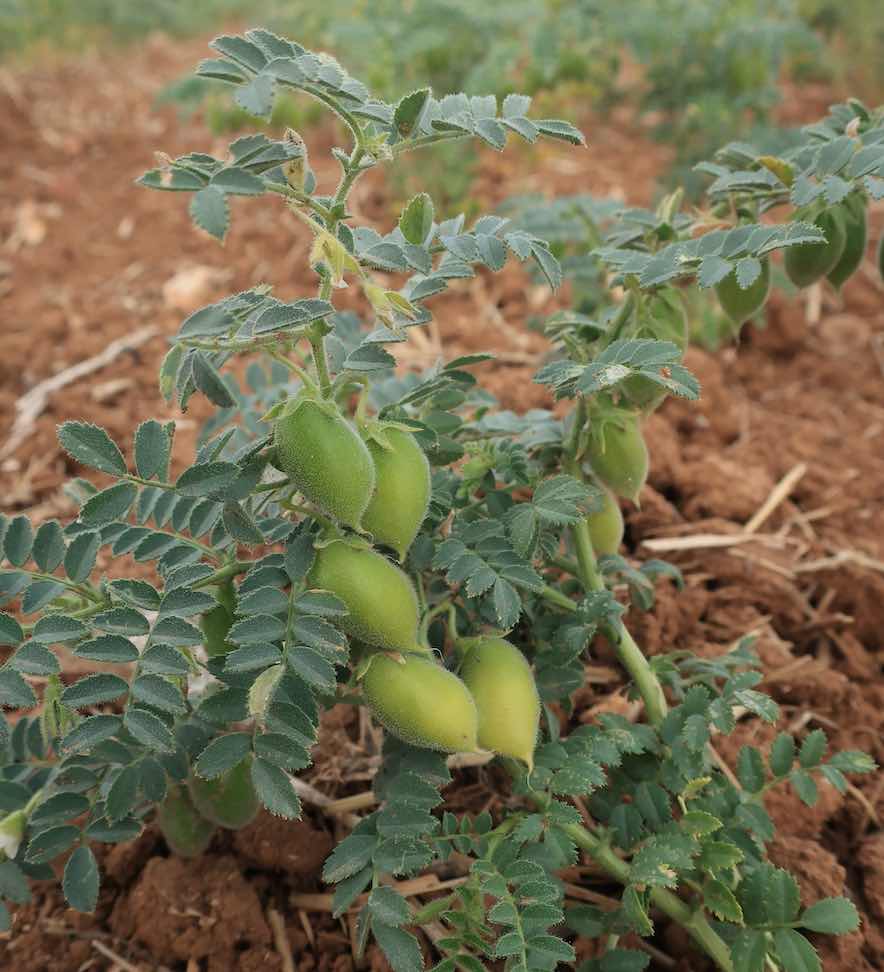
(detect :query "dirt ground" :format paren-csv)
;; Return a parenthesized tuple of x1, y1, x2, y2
(0, 31, 882, 972)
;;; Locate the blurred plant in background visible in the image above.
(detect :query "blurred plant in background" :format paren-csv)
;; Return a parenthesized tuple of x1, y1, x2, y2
(611, 0, 826, 195)
(5, 0, 883, 209)
(0, 0, 260, 57)
(799, 0, 884, 99)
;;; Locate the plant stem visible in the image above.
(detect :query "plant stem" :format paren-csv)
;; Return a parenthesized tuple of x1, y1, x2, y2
(549, 554, 581, 576)
(308, 324, 333, 398)
(570, 516, 604, 593)
(305, 89, 367, 153)
(391, 132, 472, 156)
(562, 823, 734, 972)
(332, 147, 367, 209)
(418, 600, 454, 646)
(23, 597, 111, 635)
(612, 624, 668, 727)
(264, 181, 331, 221)
(539, 584, 579, 613)
(564, 430, 668, 727)
(570, 511, 668, 726)
(267, 348, 315, 388)
(191, 560, 252, 590)
(23, 569, 102, 604)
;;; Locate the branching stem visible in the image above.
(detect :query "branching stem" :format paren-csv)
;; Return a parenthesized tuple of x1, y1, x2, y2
(562, 823, 734, 972)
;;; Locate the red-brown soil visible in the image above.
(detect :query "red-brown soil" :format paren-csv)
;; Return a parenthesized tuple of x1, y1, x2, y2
(0, 32, 882, 972)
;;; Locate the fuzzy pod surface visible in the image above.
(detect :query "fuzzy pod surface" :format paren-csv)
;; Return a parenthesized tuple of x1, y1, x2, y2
(274, 398, 375, 530)
(586, 487, 624, 555)
(458, 637, 540, 769)
(362, 653, 480, 753)
(362, 425, 431, 561)
(309, 540, 422, 652)
(587, 411, 649, 503)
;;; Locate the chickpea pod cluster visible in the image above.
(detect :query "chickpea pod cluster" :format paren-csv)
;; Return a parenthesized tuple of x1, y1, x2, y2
(281, 400, 541, 765)
(190, 395, 657, 789)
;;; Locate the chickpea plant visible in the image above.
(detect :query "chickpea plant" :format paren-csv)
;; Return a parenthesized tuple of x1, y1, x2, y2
(0, 31, 879, 972)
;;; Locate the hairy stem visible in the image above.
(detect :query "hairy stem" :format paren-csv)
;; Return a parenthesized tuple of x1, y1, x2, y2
(564, 417, 668, 727)
(612, 624, 668, 727)
(23, 597, 112, 635)
(304, 142, 369, 397)
(265, 181, 331, 221)
(267, 348, 315, 388)
(391, 131, 472, 156)
(570, 512, 668, 727)
(332, 146, 367, 209)
(307, 325, 333, 398)
(562, 823, 733, 972)
(191, 560, 253, 590)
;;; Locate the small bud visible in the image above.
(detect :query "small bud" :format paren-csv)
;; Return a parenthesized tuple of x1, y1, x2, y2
(40, 674, 76, 748)
(283, 128, 308, 192)
(363, 283, 417, 334)
(0, 810, 27, 861)
(248, 663, 283, 722)
(309, 228, 358, 289)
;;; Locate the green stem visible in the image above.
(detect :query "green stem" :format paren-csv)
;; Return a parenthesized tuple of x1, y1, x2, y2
(308, 325, 333, 398)
(252, 478, 291, 494)
(267, 348, 315, 388)
(332, 146, 367, 209)
(283, 502, 335, 530)
(264, 181, 331, 221)
(549, 554, 580, 577)
(570, 516, 604, 593)
(612, 624, 668, 727)
(303, 88, 367, 153)
(418, 600, 454, 647)
(304, 142, 370, 397)
(598, 290, 638, 350)
(23, 597, 111, 635)
(570, 510, 667, 726)
(125, 473, 176, 490)
(564, 432, 668, 728)
(391, 132, 472, 156)
(539, 584, 579, 613)
(22, 569, 102, 604)
(562, 823, 733, 972)
(191, 560, 252, 590)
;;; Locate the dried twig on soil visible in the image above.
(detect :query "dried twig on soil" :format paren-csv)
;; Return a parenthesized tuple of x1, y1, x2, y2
(794, 549, 884, 575)
(644, 464, 807, 556)
(267, 908, 296, 972)
(297, 909, 315, 948)
(0, 324, 157, 462)
(728, 548, 796, 579)
(91, 939, 148, 972)
(290, 777, 375, 825)
(743, 462, 807, 534)
(641, 532, 778, 553)
(290, 875, 468, 913)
